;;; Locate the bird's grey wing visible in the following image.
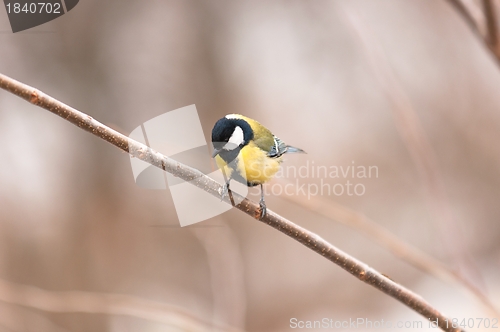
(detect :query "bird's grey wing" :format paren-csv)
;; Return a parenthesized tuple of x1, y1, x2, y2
(267, 136, 288, 158)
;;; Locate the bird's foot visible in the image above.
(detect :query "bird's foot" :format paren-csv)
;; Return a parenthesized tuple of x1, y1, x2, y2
(219, 182, 230, 201)
(258, 198, 267, 220)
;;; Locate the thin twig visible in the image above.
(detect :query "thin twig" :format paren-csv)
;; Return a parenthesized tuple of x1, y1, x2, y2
(447, 0, 483, 33)
(483, 0, 500, 57)
(279, 185, 499, 317)
(0, 278, 240, 332)
(460, 0, 488, 35)
(447, 0, 500, 65)
(0, 73, 464, 332)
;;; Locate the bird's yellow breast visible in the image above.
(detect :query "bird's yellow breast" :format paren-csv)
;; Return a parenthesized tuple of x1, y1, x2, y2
(215, 141, 282, 186)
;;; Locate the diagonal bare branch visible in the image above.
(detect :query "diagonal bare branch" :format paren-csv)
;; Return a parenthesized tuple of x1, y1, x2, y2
(279, 187, 499, 317)
(0, 73, 464, 332)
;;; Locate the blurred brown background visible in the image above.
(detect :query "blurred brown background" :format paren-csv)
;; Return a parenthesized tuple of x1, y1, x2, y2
(1, 0, 500, 331)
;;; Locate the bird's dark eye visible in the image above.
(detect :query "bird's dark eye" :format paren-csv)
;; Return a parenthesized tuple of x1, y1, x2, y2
(212, 119, 234, 145)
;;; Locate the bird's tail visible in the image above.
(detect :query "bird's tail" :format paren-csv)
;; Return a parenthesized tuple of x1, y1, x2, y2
(286, 145, 306, 154)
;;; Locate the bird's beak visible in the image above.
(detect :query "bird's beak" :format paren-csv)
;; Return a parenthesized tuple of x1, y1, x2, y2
(211, 148, 221, 158)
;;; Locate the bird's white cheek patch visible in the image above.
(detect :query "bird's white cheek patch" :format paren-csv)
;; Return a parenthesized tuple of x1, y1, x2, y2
(224, 126, 244, 150)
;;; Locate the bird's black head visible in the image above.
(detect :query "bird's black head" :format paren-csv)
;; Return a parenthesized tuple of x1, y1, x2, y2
(211, 115, 254, 160)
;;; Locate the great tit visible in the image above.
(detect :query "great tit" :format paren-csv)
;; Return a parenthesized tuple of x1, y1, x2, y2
(211, 114, 305, 219)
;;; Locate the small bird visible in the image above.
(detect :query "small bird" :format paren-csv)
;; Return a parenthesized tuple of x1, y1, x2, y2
(211, 114, 305, 219)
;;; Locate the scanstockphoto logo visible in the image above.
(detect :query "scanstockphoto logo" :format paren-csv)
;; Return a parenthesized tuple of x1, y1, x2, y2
(3, 0, 79, 33)
(128, 105, 249, 227)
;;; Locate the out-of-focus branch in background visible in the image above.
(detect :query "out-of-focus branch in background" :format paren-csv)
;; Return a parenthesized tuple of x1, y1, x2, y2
(448, 0, 500, 62)
(483, 0, 500, 57)
(0, 278, 239, 332)
(344, 4, 489, 307)
(192, 226, 247, 329)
